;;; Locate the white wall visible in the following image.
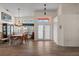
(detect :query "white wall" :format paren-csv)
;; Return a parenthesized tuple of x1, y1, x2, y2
(53, 4, 79, 47)
(53, 16, 64, 46)
(58, 4, 79, 15)
(53, 16, 58, 44)
(34, 10, 57, 18)
(59, 15, 79, 47)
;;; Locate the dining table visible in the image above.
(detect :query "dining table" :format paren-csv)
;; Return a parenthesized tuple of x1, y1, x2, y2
(9, 34, 23, 45)
(12, 34, 23, 39)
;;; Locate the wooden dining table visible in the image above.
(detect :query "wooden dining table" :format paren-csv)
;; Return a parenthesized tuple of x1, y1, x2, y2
(9, 34, 23, 45)
(12, 34, 23, 39)
(8, 33, 29, 45)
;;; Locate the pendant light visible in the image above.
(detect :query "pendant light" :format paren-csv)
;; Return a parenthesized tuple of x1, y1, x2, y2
(15, 8, 22, 27)
(44, 4, 47, 15)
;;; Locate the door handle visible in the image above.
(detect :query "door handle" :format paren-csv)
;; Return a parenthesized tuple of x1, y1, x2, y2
(59, 25, 62, 29)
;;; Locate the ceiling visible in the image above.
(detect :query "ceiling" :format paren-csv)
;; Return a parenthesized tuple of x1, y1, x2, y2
(0, 3, 58, 17)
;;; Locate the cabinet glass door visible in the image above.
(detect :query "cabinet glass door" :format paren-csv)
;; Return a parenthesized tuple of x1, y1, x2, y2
(7, 25, 11, 35)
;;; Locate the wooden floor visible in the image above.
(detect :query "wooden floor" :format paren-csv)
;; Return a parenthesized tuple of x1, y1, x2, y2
(0, 40, 79, 56)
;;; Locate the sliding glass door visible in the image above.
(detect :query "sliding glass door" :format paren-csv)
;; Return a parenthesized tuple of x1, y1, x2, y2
(44, 25, 50, 40)
(37, 24, 51, 40)
(38, 25, 44, 39)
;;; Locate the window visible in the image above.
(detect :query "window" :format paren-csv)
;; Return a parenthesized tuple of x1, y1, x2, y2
(37, 20, 48, 23)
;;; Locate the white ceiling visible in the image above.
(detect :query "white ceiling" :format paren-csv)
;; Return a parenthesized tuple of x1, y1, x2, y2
(0, 3, 58, 17)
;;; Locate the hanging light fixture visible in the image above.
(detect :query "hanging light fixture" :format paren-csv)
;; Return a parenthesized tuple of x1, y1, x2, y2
(14, 8, 23, 27)
(44, 4, 47, 15)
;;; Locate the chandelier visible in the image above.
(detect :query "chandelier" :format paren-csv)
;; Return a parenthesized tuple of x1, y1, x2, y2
(14, 8, 23, 27)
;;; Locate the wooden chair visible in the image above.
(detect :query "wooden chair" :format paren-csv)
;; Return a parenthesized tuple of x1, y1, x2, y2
(31, 32, 34, 40)
(22, 33, 28, 44)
